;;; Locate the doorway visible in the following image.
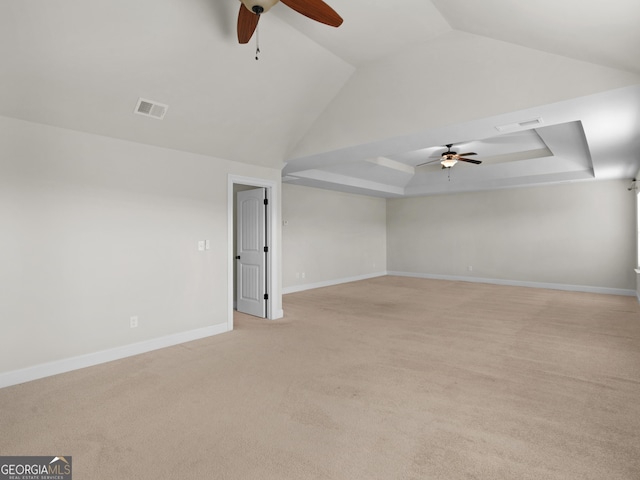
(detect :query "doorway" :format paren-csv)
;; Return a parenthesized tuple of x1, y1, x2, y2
(228, 175, 280, 330)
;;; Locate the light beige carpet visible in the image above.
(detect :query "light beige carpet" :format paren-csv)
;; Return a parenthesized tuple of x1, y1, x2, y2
(2, 276, 640, 479)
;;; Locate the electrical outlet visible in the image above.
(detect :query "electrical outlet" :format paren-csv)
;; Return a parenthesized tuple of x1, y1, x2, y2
(130, 316, 138, 328)
(197, 241, 205, 251)
(302, 272, 306, 279)
(468, 265, 473, 272)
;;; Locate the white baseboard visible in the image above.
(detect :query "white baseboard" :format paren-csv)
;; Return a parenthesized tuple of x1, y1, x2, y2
(388, 271, 636, 297)
(282, 272, 387, 295)
(0, 323, 230, 390)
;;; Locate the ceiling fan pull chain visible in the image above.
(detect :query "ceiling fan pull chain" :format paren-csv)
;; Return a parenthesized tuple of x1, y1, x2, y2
(255, 20, 261, 60)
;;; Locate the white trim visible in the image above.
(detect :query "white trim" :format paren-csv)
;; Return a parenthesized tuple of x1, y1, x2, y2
(388, 271, 636, 297)
(0, 323, 229, 389)
(282, 272, 387, 294)
(228, 175, 280, 325)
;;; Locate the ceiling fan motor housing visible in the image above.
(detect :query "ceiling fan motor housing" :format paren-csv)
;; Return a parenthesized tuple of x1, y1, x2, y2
(241, 0, 279, 14)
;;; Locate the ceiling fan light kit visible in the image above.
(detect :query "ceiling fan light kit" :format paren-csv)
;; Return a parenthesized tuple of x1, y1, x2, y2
(441, 157, 458, 168)
(240, 0, 279, 14)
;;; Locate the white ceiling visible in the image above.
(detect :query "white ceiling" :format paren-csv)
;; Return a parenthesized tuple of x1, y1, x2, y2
(1, 0, 640, 197)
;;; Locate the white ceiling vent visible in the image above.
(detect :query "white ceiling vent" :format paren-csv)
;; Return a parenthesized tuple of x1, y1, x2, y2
(134, 98, 168, 120)
(495, 117, 543, 133)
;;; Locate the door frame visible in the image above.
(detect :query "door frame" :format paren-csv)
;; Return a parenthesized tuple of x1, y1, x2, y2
(227, 175, 281, 330)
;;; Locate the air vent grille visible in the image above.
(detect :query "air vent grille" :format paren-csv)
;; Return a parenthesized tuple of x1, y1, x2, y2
(134, 98, 168, 120)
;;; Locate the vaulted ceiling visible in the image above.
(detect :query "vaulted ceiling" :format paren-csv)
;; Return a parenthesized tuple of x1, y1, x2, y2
(2, 0, 639, 196)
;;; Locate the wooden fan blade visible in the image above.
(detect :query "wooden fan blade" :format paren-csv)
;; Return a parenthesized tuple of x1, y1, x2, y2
(416, 159, 441, 167)
(459, 158, 482, 165)
(456, 152, 477, 157)
(238, 4, 260, 44)
(280, 0, 343, 27)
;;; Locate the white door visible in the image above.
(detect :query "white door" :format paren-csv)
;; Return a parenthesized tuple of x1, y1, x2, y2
(236, 187, 267, 318)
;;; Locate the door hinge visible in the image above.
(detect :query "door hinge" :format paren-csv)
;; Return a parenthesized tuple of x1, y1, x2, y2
(264, 293, 269, 300)
(264, 198, 268, 205)
(264, 246, 268, 253)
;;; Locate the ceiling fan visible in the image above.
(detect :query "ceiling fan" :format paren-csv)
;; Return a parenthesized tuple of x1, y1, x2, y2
(237, 0, 344, 44)
(417, 144, 482, 169)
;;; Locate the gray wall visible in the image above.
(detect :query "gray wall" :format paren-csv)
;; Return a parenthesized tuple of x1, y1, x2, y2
(0, 115, 281, 375)
(282, 184, 387, 290)
(3, 112, 636, 380)
(387, 180, 636, 292)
